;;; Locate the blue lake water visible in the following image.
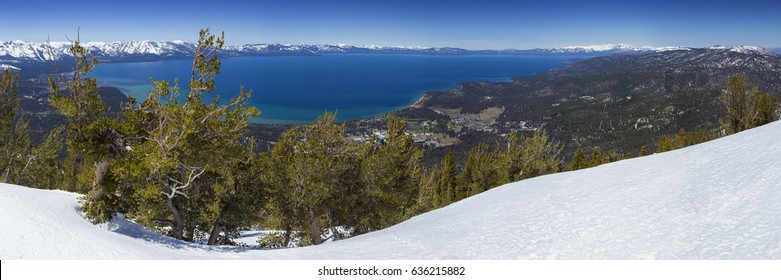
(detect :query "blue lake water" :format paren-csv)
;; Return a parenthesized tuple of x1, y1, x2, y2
(90, 54, 572, 124)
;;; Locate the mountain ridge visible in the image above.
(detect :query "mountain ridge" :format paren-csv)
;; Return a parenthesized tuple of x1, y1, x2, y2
(2, 40, 774, 66)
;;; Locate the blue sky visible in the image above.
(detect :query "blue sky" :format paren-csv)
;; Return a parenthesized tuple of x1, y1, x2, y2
(3, 0, 779, 49)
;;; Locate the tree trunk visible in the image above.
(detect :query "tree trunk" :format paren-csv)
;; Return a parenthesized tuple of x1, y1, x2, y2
(326, 208, 342, 241)
(307, 208, 323, 245)
(167, 198, 184, 240)
(207, 196, 236, 245)
(88, 160, 109, 203)
(283, 227, 292, 248)
(207, 216, 224, 245)
(183, 224, 195, 242)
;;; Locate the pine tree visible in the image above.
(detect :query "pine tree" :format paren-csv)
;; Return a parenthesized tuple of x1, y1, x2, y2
(569, 148, 588, 170)
(261, 129, 301, 247)
(412, 167, 441, 215)
(459, 142, 501, 197)
(638, 145, 648, 157)
(589, 148, 609, 166)
(0, 69, 32, 185)
(360, 114, 422, 230)
(751, 91, 778, 128)
(656, 136, 673, 153)
(48, 35, 130, 222)
(720, 74, 779, 134)
(511, 131, 562, 180)
(265, 112, 363, 244)
(22, 128, 64, 189)
(118, 29, 260, 242)
(437, 152, 458, 206)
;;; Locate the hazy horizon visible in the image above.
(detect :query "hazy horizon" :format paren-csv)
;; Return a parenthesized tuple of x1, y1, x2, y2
(3, 0, 780, 50)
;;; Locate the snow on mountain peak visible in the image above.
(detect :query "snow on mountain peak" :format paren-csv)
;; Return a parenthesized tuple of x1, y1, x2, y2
(555, 44, 638, 52)
(2, 40, 777, 64)
(552, 44, 692, 54)
(1, 40, 197, 61)
(708, 45, 773, 55)
(0, 64, 20, 70)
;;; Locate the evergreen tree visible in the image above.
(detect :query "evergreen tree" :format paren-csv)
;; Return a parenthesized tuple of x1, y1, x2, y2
(751, 91, 778, 128)
(437, 152, 458, 206)
(569, 148, 589, 170)
(589, 148, 609, 166)
(638, 145, 648, 157)
(117, 29, 260, 242)
(673, 128, 688, 149)
(459, 142, 501, 197)
(0, 69, 32, 185)
(360, 114, 422, 231)
(48, 35, 130, 222)
(412, 167, 441, 215)
(22, 128, 64, 189)
(265, 112, 363, 245)
(720, 73, 779, 134)
(656, 136, 673, 153)
(510, 131, 562, 181)
(412, 151, 459, 215)
(261, 129, 302, 247)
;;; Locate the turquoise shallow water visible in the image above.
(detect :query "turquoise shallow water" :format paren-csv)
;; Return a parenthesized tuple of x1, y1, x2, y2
(89, 54, 571, 124)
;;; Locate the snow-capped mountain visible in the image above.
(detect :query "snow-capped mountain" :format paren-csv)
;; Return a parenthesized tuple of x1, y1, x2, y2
(553, 43, 658, 53)
(1, 40, 777, 68)
(0, 40, 197, 63)
(521, 44, 690, 55)
(544, 44, 781, 78)
(707, 45, 776, 56)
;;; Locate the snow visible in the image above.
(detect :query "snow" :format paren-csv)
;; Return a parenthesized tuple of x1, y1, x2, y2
(0, 40, 196, 61)
(3, 120, 781, 259)
(708, 45, 774, 55)
(552, 44, 693, 54)
(0, 64, 20, 70)
(556, 44, 637, 52)
(4, 40, 717, 61)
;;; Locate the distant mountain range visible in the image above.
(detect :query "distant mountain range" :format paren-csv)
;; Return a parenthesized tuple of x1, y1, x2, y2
(5, 40, 775, 67)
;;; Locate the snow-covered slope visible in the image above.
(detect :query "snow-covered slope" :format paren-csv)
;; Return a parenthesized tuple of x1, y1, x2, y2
(3, 121, 781, 259)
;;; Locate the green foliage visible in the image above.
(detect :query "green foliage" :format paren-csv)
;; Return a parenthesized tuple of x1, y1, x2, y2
(720, 74, 779, 134)
(22, 127, 64, 189)
(459, 142, 501, 197)
(360, 114, 423, 230)
(437, 152, 458, 206)
(501, 131, 563, 182)
(43, 29, 261, 244)
(115, 29, 260, 242)
(47, 34, 129, 222)
(258, 232, 289, 248)
(0, 69, 33, 185)
(263, 112, 364, 244)
(656, 135, 673, 153)
(638, 145, 648, 157)
(410, 151, 457, 215)
(412, 166, 441, 214)
(655, 128, 718, 153)
(569, 148, 589, 170)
